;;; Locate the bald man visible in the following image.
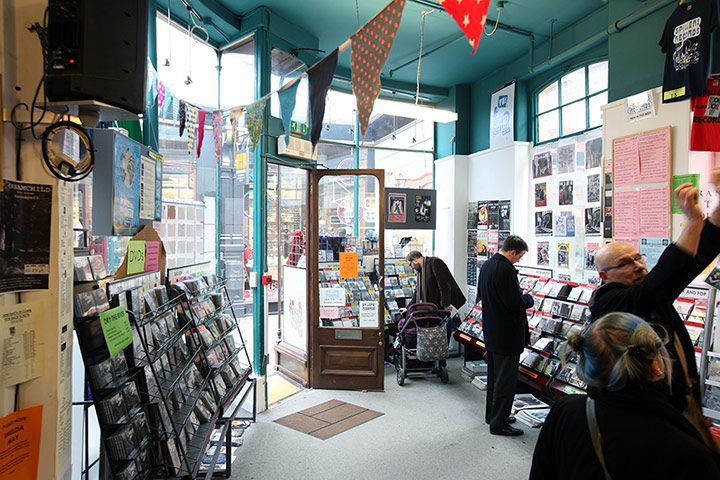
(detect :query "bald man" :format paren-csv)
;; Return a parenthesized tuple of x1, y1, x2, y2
(590, 168, 720, 412)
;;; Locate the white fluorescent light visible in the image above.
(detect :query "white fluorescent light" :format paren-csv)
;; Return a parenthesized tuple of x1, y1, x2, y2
(372, 98, 458, 123)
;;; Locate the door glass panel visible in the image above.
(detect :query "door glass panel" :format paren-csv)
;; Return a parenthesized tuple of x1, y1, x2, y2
(317, 174, 381, 328)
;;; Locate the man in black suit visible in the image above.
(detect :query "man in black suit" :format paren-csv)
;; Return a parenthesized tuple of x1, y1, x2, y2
(591, 170, 720, 413)
(477, 235, 533, 436)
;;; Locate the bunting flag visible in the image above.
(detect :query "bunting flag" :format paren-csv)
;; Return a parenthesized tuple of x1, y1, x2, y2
(197, 110, 207, 157)
(163, 92, 173, 118)
(351, 0, 405, 138)
(212, 110, 223, 164)
(146, 58, 158, 108)
(187, 106, 198, 154)
(246, 98, 267, 151)
(230, 107, 243, 158)
(308, 49, 339, 148)
(178, 101, 186, 136)
(278, 79, 301, 146)
(158, 81, 166, 108)
(440, 0, 491, 54)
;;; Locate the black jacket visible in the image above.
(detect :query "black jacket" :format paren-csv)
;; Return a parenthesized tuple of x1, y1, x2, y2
(530, 386, 720, 479)
(477, 253, 534, 355)
(411, 256, 465, 309)
(590, 219, 720, 411)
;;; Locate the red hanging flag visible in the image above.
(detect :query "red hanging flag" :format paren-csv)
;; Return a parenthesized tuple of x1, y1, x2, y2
(441, 0, 491, 54)
(351, 0, 406, 138)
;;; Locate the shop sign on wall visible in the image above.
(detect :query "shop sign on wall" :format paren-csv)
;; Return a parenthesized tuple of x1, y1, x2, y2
(490, 80, 515, 149)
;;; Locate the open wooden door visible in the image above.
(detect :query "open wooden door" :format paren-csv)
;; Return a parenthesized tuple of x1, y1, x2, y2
(309, 169, 385, 390)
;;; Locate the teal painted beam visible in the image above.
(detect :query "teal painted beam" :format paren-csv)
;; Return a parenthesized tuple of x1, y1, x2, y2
(253, 25, 270, 378)
(144, 0, 159, 151)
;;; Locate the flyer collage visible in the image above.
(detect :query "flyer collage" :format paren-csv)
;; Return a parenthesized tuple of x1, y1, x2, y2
(530, 129, 603, 285)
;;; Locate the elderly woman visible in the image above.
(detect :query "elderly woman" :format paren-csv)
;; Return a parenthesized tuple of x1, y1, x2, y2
(530, 312, 720, 479)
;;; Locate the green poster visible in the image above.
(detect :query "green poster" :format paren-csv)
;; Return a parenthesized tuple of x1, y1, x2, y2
(99, 306, 133, 357)
(672, 174, 700, 214)
(126, 240, 146, 275)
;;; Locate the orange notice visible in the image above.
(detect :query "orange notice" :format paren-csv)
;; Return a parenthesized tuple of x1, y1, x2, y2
(339, 252, 359, 279)
(0, 405, 42, 480)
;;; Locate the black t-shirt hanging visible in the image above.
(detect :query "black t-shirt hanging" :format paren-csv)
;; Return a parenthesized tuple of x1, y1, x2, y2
(658, 0, 719, 103)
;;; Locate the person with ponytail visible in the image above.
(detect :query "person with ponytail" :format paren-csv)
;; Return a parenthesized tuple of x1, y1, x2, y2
(530, 312, 720, 479)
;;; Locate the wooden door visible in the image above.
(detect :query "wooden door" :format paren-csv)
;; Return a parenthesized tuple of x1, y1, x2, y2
(309, 169, 385, 390)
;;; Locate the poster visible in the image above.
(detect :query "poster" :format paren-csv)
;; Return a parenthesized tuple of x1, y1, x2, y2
(585, 242, 599, 270)
(0, 406, 42, 479)
(466, 202, 477, 228)
(99, 306, 133, 358)
(537, 242, 550, 266)
(139, 155, 156, 220)
(498, 200, 511, 231)
(388, 193, 406, 223)
(113, 135, 141, 235)
(488, 231, 499, 255)
(320, 287, 346, 307)
(535, 210, 553, 236)
(585, 206, 602, 236)
(149, 151, 164, 221)
(587, 174, 601, 203)
(414, 195, 432, 223)
(477, 202, 488, 229)
(282, 266, 307, 351)
(558, 144, 576, 174)
(359, 301, 378, 327)
(557, 242, 570, 268)
(585, 137, 602, 169)
(639, 237, 670, 270)
(467, 230, 478, 256)
(554, 213, 575, 237)
(477, 230, 489, 258)
(0, 301, 45, 388)
(559, 180, 574, 206)
(535, 183, 547, 207)
(339, 252, 359, 279)
(532, 152, 553, 179)
(487, 201, 499, 230)
(489, 81, 515, 149)
(0, 180, 52, 294)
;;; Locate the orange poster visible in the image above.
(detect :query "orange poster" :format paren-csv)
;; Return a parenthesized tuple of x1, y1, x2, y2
(0, 405, 42, 480)
(339, 252, 359, 279)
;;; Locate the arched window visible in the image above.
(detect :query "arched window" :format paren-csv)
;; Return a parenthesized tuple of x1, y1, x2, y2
(535, 60, 608, 143)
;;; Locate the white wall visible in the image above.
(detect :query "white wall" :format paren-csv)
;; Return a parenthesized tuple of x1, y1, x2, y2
(434, 154, 469, 290)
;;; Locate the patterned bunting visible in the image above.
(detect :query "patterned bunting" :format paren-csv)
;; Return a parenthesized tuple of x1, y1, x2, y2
(187, 106, 198, 154)
(197, 110, 207, 157)
(278, 79, 301, 146)
(163, 92, 172, 118)
(440, 0, 491, 54)
(307, 49, 339, 148)
(351, 0, 405, 138)
(212, 110, 223, 164)
(158, 81, 165, 108)
(178, 101, 186, 136)
(246, 98, 267, 151)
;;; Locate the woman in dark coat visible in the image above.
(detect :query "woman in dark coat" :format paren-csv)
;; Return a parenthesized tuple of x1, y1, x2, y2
(530, 312, 720, 479)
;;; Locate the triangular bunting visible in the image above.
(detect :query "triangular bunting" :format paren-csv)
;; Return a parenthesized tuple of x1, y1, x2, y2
(351, 0, 405, 138)
(278, 79, 301, 146)
(246, 98, 267, 151)
(163, 92, 173, 118)
(178, 101, 186, 136)
(307, 49, 339, 148)
(187, 106, 198, 154)
(197, 110, 207, 157)
(440, 0, 491, 54)
(212, 110, 224, 164)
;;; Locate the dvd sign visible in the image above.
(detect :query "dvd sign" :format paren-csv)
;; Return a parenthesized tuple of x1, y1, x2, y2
(490, 81, 515, 149)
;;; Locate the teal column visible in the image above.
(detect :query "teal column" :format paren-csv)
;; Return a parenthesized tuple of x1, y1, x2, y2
(216, 50, 222, 276)
(353, 111, 360, 236)
(143, 0, 159, 151)
(253, 26, 270, 377)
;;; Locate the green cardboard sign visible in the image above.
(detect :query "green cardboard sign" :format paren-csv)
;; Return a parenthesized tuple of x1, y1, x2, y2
(99, 306, 133, 357)
(126, 240, 146, 275)
(672, 174, 701, 214)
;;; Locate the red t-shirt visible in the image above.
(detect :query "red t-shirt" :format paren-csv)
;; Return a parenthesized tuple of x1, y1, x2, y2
(690, 77, 720, 152)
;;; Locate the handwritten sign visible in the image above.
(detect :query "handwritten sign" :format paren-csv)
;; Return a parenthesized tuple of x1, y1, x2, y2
(144, 241, 160, 272)
(359, 301, 378, 327)
(99, 306, 133, 357)
(126, 240, 146, 275)
(339, 252, 358, 279)
(0, 406, 42, 480)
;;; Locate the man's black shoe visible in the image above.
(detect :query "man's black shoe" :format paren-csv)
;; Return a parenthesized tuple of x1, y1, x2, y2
(507, 415, 516, 424)
(490, 425, 524, 436)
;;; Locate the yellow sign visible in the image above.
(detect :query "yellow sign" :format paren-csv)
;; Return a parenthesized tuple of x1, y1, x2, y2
(126, 240, 146, 275)
(339, 252, 359, 279)
(235, 152, 247, 170)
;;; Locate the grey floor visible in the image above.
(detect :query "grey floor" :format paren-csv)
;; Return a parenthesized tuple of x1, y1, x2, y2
(229, 357, 540, 480)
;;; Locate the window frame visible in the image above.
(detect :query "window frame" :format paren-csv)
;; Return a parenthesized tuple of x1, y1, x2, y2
(534, 60, 608, 145)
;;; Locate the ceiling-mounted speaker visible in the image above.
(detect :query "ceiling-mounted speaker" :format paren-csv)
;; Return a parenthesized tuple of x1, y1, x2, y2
(45, 0, 149, 115)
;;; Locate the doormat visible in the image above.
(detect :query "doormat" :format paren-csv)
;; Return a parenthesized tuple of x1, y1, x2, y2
(274, 399, 383, 440)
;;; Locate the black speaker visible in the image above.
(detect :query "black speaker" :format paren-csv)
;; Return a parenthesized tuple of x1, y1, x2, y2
(45, 0, 149, 115)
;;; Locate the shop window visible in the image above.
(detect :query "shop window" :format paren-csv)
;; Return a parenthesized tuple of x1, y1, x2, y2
(535, 60, 608, 144)
(270, 49, 308, 124)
